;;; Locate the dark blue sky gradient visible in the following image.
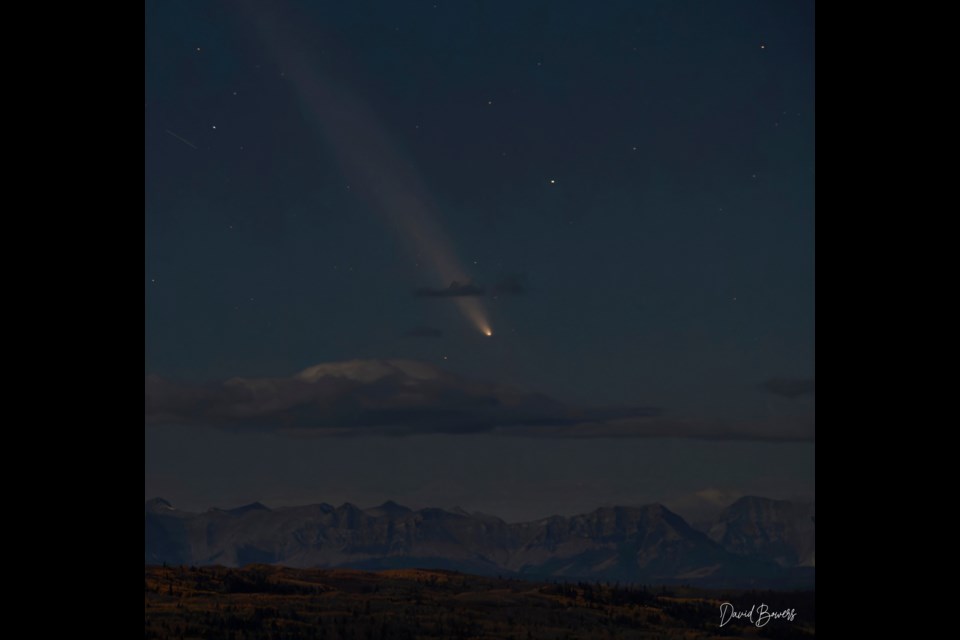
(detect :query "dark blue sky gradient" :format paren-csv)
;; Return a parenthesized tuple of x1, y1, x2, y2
(145, 0, 814, 518)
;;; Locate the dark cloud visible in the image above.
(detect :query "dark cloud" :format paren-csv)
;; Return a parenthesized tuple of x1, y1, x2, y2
(146, 360, 812, 441)
(518, 415, 814, 442)
(145, 359, 660, 436)
(761, 378, 815, 399)
(493, 274, 528, 296)
(414, 281, 485, 297)
(404, 326, 444, 338)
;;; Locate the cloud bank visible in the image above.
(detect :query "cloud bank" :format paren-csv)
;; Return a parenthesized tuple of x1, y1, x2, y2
(146, 360, 813, 441)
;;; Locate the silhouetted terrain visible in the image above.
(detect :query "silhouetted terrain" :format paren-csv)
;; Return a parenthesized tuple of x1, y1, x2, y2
(144, 565, 814, 639)
(146, 497, 814, 589)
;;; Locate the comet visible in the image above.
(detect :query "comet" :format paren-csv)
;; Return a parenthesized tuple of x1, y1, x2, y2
(244, 5, 492, 336)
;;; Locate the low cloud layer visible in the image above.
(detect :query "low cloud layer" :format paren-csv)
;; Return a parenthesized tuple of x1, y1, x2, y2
(146, 360, 813, 441)
(761, 378, 815, 399)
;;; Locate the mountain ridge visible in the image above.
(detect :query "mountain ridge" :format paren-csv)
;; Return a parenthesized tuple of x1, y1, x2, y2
(146, 496, 813, 588)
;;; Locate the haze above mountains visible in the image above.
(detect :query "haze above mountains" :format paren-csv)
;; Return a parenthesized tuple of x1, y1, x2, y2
(146, 496, 813, 589)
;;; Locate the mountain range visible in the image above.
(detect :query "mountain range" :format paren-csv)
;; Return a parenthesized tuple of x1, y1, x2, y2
(145, 496, 814, 588)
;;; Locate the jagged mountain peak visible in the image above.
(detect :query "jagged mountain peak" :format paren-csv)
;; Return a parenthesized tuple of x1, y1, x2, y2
(145, 497, 175, 512)
(365, 500, 413, 517)
(227, 502, 270, 516)
(145, 497, 815, 587)
(709, 496, 815, 568)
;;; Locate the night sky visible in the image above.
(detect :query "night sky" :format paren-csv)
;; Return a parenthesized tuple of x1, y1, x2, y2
(145, 0, 814, 522)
